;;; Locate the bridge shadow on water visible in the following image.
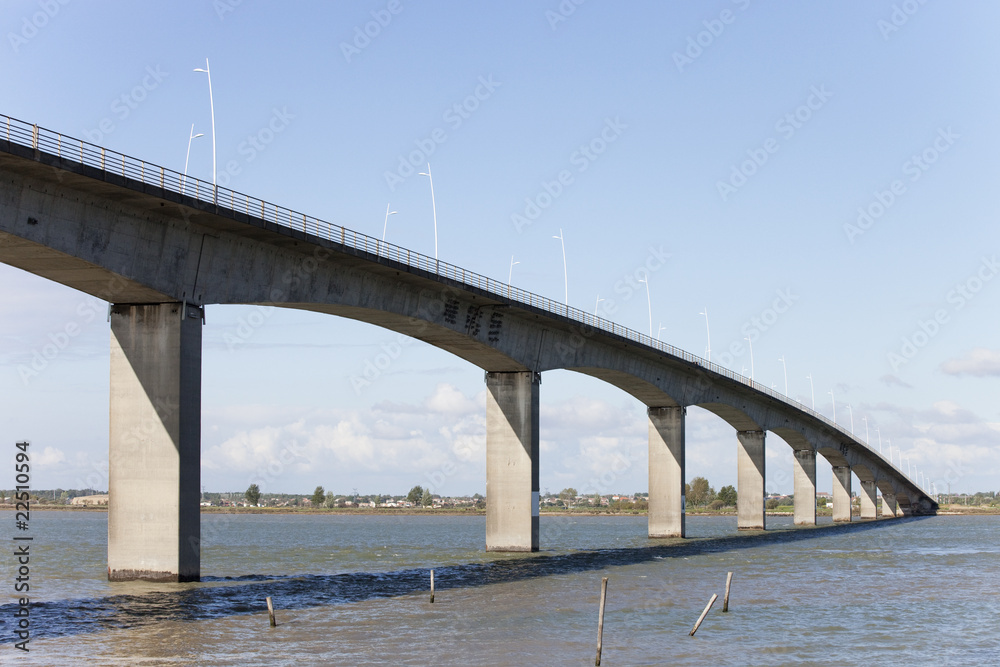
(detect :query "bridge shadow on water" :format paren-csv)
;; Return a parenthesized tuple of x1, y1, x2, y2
(1, 516, 931, 642)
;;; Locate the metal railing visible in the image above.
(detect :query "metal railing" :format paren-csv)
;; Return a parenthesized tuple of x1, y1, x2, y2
(0, 112, 924, 493)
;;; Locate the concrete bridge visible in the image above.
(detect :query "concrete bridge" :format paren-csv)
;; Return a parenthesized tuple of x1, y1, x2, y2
(0, 114, 936, 582)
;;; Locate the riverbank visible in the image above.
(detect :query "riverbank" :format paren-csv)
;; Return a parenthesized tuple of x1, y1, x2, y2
(7, 503, 999, 515)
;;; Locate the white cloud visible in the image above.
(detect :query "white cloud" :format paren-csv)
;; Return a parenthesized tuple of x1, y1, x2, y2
(35, 446, 66, 467)
(940, 348, 1000, 377)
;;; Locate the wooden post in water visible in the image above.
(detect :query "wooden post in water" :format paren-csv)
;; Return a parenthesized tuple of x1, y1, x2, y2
(689, 594, 718, 636)
(266, 596, 276, 627)
(430, 569, 435, 603)
(723, 571, 734, 612)
(595, 577, 609, 666)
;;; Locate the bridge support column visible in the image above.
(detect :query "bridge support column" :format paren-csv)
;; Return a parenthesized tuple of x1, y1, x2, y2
(648, 406, 685, 538)
(792, 449, 816, 526)
(485, 371, 539, 552)
(881, 493, 898, 518)
(832, 466, 852, 523)
(109, 303, 202, 582)
(859, 481, 877, 519)
(737, 430, 765, 530)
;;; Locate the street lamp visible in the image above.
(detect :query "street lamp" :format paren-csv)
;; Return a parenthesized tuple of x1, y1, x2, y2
(862, 416, 869, 445)
(594, 295, 603, 317)
(744, 336, 754, 381)
(657, 322, 666, 341)
(182, 123, 203, 195)
(418, 163, 438, 261)
(552, 228, 567, 305)
(847, 404, 854, 434)
(828, 389, 836, 424)
(699, 308, 711, 362)
(876, 426, 882, 454)
(886, 437, 892, 465)
(638, 273, 652, 338)
(507, 255, 519, 292)
(778, 356, 788, 396)
(805, 374, 815, 410)
(192, 59, 216, 189)
(381, 203, 397, 242)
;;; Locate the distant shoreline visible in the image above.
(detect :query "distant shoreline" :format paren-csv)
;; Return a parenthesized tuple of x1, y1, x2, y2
(3, 504, 998, 516)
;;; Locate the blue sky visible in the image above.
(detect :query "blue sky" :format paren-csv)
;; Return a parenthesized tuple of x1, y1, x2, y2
(2, 1, 998, 498)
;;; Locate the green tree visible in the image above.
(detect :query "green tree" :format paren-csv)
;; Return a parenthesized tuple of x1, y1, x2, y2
(592, 492, 602, 507)
(766, 498, 780, 510)
(325, 491, 336, 508)
(407, 485, 424, 504)
(245, 483, 261, 506)
(421, 488, 433, 506)
(688, 476, 711, 506)
(558, 488, 578, 502)
(717, 485, 737, 506)
(311, 485, 325, 506)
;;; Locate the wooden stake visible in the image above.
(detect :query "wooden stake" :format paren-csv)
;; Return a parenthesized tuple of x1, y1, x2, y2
(723, 571, 733, 612)
(595, 577, 609, 666)
(689, 593, 718, 636)
(266, 596, 276, 627)
(430, 569, 435, 603)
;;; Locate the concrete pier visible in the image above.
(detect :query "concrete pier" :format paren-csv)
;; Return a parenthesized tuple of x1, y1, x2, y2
(792, 449, 817, 526)
(832, 466, 852, 523)
(648, 406, 685, 538)
(108, 303, 202, 582)
(859, 480, 878, 519)
(485, 371, 540, 552)
(882, 492, 898, 518)
(737, 430, 765, 530)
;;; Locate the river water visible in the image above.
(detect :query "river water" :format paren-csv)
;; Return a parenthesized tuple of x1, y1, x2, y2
(1, 511, 997, 665)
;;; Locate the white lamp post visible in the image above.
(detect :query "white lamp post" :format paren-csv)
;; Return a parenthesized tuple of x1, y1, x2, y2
(418, 164, 438, 261)
(638, 274, 652, 338)
(182, 124, 203, 195)
(828, 389, 836, 423)
(806, 374, 815, 410)
(699, 308, 711, 361)
(778, 356, 788, 396)
(847, 404, 854, 434)
(744, 336, 754, 381)
(657, 322, 666, 341)
(863, 416, 869, 445)
(192, 59, 216, 191)
(552, 228, 567, 305)
(594, 295, 603, 317)
(507, 255, 519, 293)
(381, 204, 397, 242)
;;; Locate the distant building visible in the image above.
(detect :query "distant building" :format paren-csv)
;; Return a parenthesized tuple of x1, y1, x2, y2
(71, 494, 109, 506)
